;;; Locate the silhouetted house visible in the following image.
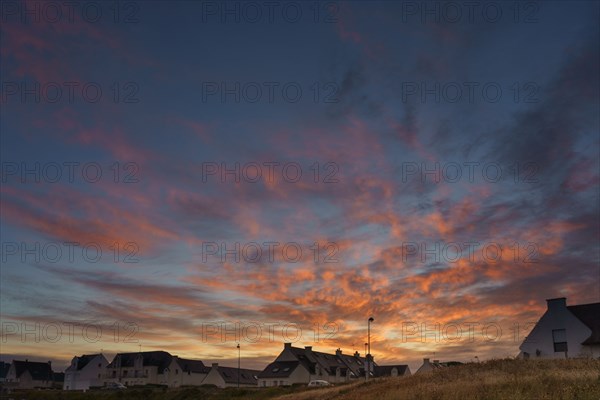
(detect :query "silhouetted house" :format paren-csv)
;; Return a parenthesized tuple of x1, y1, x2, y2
(373, 364, 411, 377)
(0, 362, 10, 383)
(105, 352, 215, 388)
(52, 372, 64, 388)
(416, 358, 461, 373)
(4, 360, 54, 389)
(202, 363, 259, 388)
(258, 360, 311, 387)
(416, 358, 444, 373)
(105, 351, 174, 387)
(64, 354, 108, 391)
(169, 356, 209, 387)
(258, 344, 368, 386)
(518, 298, 600, 359)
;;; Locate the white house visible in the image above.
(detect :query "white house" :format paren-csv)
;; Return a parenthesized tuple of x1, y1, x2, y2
(416, 358, 442, 373)
(519, 297, 600, 359)
(3, 360, 54, 389)
(64, 354, 108, 391)
(104, 351, 214, 388)
(258, 343, 409, 387)
(104, 351, 174, 387)
(160, 356, 209, 387)
(415, 358, 461, 373)
(201, 363, 259, 388)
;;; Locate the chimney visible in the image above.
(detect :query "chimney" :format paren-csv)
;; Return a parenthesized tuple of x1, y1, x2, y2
(305, 346, 312, 352)
(284, 343, 292, 349)
(423, 358, 430, 364)
(354, 351, 360, 357)
(211, 363, 218, 369)
(546, 297, 567, 311)
(433, 360, 439, 364)
(336, 348, 342, 356)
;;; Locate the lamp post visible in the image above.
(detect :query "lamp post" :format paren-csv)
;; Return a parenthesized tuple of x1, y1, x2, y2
(237, 343, 240, 388)
(366, 317, 374, 382)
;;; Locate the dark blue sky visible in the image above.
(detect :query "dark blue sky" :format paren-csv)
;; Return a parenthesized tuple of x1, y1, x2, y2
(1, 0, 599, 370)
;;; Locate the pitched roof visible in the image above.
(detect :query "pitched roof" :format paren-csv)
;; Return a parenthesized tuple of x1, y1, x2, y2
(216, 366, 260, 385)
(73, 354, 103, 371)
(568, 302, 600, 345)
(12, 360, 53, 381)
(176, 358, 207, 374)
(0, 362, 10, 379)
(257, 361, 301, 378)
(374, 365, 409, 377)
(53, 372, 65, 382)
(286, 347, 369, 378)
(430, 363, 446, 369)
(108, 351, 173, 373)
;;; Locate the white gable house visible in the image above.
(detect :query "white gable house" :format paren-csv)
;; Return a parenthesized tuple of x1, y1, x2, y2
(64, 354, 108, 391)
(519, 297, 600, 359)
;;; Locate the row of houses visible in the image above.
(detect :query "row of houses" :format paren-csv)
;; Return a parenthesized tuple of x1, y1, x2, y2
(3, 298, 598, 391)
(1, 343, 412, 391)
(0, 360, 63, 390)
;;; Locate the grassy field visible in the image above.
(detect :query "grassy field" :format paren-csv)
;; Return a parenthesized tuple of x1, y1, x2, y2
(277, 358, 600, 400)
(3, 358, 599, 400)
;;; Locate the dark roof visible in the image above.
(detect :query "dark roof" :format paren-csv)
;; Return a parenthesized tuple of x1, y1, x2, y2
(108, 351, 173, 373)
(75, 354, 102, 371)
(0, 362, 10, 379)
(568, 303, 600, 345)
(428, 362, 446, 369)
(287, 347, 370, 378)
(216, 366, 260, 385)
(289, 347, 316, 374)
(374, 365, 409, 377)
(258, 361, 301, 378)
(176, 358, 207, 374)
(53, 372, 65, 382)
(441, 361, 463, 367)
(12, 360, 54, 381)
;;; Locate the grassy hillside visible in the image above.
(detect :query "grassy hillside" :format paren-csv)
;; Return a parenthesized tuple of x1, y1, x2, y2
(276, 358, 600, 400)
(3, 358, 599, 400)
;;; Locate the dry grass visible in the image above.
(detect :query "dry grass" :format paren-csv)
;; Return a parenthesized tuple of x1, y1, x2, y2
(274, 358, 600, 400)
(3, 359, 599, 400)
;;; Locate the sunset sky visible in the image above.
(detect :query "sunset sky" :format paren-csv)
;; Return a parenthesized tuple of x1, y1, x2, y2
(1, 1, 599, 372)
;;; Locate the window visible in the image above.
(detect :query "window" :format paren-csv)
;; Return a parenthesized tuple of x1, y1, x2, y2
(283, 367, 290, 372)
(552, 329, 568, 352)
(272, 367, 279, 372)
(175, 369, 179, 375)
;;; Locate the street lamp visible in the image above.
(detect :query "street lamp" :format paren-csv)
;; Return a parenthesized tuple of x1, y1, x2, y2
(237, 343, 240, 388)
(366, 317, 374, 382)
